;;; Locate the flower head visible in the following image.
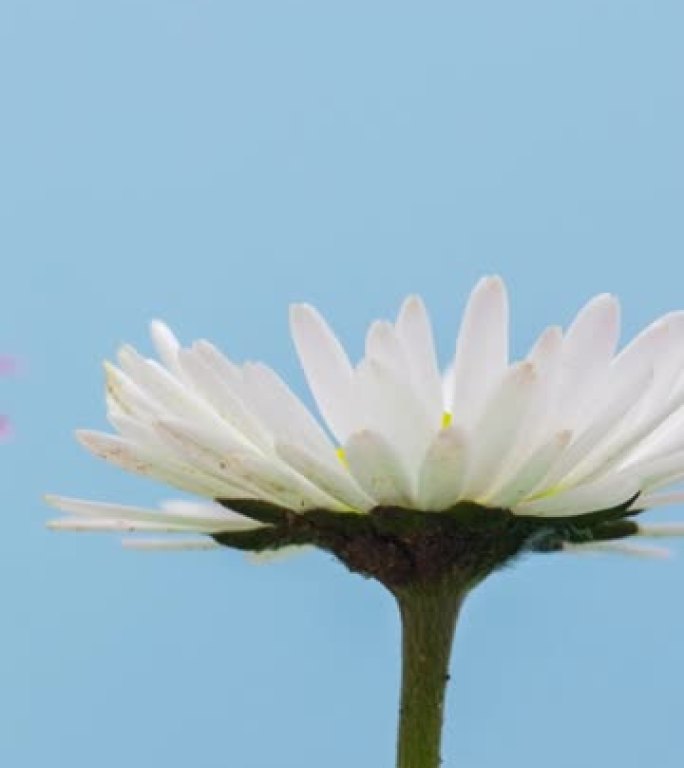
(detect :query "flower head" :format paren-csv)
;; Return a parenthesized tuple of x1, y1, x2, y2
(48, 277, 684, 584)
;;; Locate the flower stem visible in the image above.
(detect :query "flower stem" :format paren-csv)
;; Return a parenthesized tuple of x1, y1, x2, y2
(393, 579, 467, 768)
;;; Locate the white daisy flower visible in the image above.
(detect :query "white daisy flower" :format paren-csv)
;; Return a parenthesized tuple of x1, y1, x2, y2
(47, 276, 684, 575)
(47, 275, 684, 768)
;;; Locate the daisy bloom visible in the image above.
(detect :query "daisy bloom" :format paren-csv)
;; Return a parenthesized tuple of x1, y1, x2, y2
(47, 277, 684, 768)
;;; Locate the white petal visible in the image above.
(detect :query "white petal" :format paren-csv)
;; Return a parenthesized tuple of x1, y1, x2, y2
(365, 320, 405, 379)
(611, 313, 672, 381)
(247, 546, 311, 564)
(274, 440, 374, 512)
(527, 325, 564, 370)
(448, 275, 509, 427)
(558, 385, 684, 488)
(178, 349, 272, 452)
(513, 474, 640, 518)
(442, 364, 454, 407)
(104, 362, 162, 421)
(151, 419, 262, 492)
(76, 429, 231, 497)
(108, 411, 173, 456)
(625, 408, 684, 465)
(154, 419, 346, 511)
(524, 326, 563, 428)
(192, 340, 244, 390)
(624, 449, 684, 491)
(117, 345, 216, 428)
(150, 320, 183, 375)
(461, 362, 538, 499)
(289, 303, 356, 442)
(241, 362, 338, 461)
(344, 430, 414, 506)
(395, 296, 443, 424)
(123, 538, 222, 551)
(561, 541, 671, 559)
(633, 491, 684, 510)
(597, 316, 684, 461)
(44, 495, 254, 531)
(642, 313, 684, 405)
(636, 523, 684, 538)
(159, 499, 255, 525)
(48, 518, 195, 533)
(554, 294, 620, 426)
(563, 294, 620, 371)
(354, 357, 433, 475)
(537, 363, 652, 489)
(415, 425, 469, 510)
(487, 430, 573, 508)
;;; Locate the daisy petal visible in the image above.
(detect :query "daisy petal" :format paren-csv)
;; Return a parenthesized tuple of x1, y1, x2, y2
(48, 519, 217, 533)
(487, 430, 573, 508)
(274, 440, 374, 512)
(150, 320, 183, 375)
(625, 449, 684, 492)
(461, 362, 538, 499)
(247, 546, 311, 564)
(513, 475, 640, 518)
(289, 303, 356, 442)
(354, 357, 433, 475)
(75, 429, 231, 497)
(448, 275, 509, 427)
(154, 419, 346, 512)
(178, 349, 272, 452)
(561, 541, 671, 559)
(344, 430, 414, 507)
(45, 495, 256, 531)
(241, 362, 338, 460)
(554, 294, 620, 425)
(123, 539, 222, 551)
(537, 363, 652, 489)
(395, 296, 443, 425)
(633, 491, 684, 510)
(636, 523, 684, 537)
(415, 425, 469, 510)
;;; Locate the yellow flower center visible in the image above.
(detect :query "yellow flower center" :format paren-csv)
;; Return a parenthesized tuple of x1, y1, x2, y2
(336, 446, 349, 468)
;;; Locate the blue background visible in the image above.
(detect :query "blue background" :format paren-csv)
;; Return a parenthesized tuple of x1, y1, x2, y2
(2, 2, 684, 766)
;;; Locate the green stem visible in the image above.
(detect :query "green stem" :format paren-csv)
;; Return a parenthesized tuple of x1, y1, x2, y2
(393, 580, 467, 768)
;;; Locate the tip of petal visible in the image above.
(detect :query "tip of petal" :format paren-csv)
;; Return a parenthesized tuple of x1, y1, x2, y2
(512, 360, 537, 383)
(581, 292, 621, 321)
(116, 343, 139, 367)
(533, 325, 564, 350)
(289, 302, 316, 322)
(289, 302, 331, 340)
(472, 274, 506, 298)
(398, 294, 426, 315)
(150, 319, 171, 335)
(43, 494, 61, 509)
(74, 429, 98, 448)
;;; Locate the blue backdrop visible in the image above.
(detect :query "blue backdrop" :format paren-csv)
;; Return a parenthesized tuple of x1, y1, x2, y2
(2, 2, 683, 766)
